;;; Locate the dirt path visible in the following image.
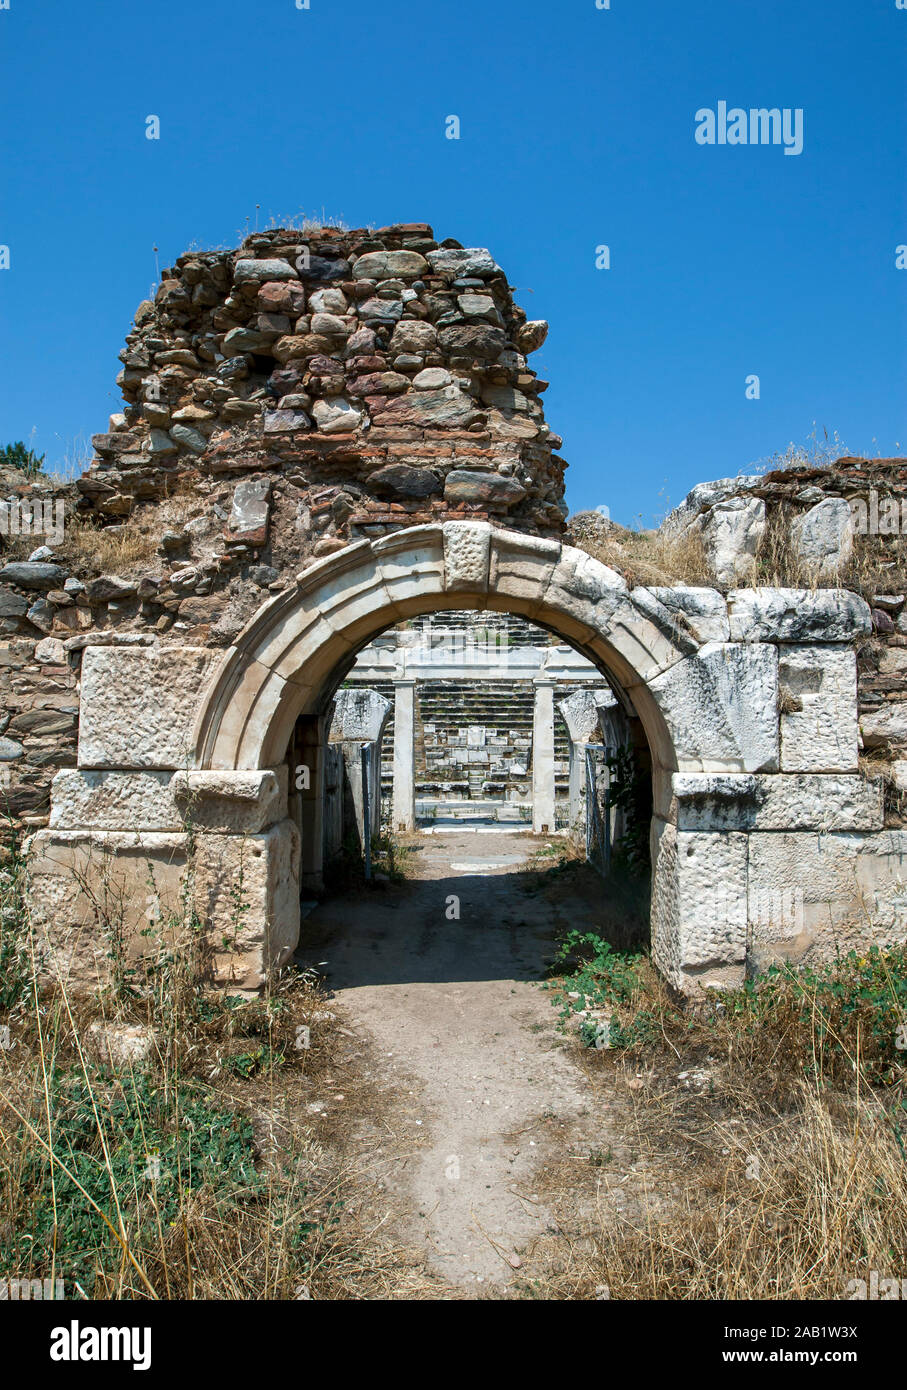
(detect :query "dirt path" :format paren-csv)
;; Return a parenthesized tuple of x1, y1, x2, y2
(298, 833, 635, 1293)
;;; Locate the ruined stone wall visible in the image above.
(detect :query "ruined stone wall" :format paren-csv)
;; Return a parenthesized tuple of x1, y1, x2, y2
(574, 455, 907, 830)
(0, 224, 565, 842)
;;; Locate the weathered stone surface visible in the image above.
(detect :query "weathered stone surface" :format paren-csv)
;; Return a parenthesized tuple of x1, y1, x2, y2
(791, 498, 854, 575)
(426, 248, 501, 278)
(170, 423, 208, 454)
(177, 594, 225, 625)
(663, 476, 763, 532)
(25, 829, 189, 987)
(312, 397, 363, 433)
(669, 772, 882, 832)
(557, 687, 617, 744)
(170, 767, 288, 833)
(698, 496, 765, 585)
(77, 647, 218, 769)
(86, 575, 138, 603)
(457, 293, 501, 323)
(369, 388, 479, 428)
(233, 258, 297, 284)
(727, 588, 871, 642)
(310, 312, 351, 337)
(193, 820, 300, 991)
(0, 562, 67, 589)
(443, 521, 492, 591)
(389, 320, 438, 354)
(307, 288, 346, 315)
(34, 636, 66, 664)
(514, 320, 548, 353)
(258, 279, 306, 315)
(747, 830, 907, 967)
(222, 326, 276, 354)
(647, 586, 730, 644)
(651, 818, 748, 988)
(263, 408, 310, 433)
(443, 470, 527, 506)
(648, 642, 779, 772)
(779, 645, 858, 772)
(0, 588, 28, 617)
(438, 324, 507, 360)
(356, 297, 404, 325)
(369, 464, 441, 498)
(86, 1022, 155, 1067)
(352, 250, 429, 281)
(50, 770, 181, 830)
(299, 255, 350, 282)
(330, 687, 391, 743)
(26, 599, 54, 632)
(860, 702, 907, 750)
(229, 477, 271, 537)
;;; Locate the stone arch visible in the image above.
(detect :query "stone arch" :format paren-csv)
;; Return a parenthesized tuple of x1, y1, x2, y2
(30, 519, 881, 998)
(192, 521, 686, 776)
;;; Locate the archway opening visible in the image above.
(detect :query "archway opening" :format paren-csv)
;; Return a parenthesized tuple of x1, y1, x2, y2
(283, 603, 656, 983)
(190, 522, 687, 990)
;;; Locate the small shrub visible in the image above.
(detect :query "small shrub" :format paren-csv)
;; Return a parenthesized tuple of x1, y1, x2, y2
(0, 441, 45, 478)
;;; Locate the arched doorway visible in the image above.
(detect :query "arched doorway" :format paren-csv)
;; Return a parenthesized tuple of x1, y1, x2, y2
(189, 521, 690, 982)
(36, 519, 847, 999)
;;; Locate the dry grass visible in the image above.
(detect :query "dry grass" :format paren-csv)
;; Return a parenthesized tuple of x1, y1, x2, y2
(58, 515, 159, 574)
(567, 514, 712, 587)
(572, 502, 907, 601)
(528, 946, 907, 1299)
(0, 838, 444, 1301)
(532, 1077, 906, 1300)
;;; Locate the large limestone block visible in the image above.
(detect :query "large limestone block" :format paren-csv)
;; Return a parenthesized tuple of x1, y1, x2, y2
(26, 829, 188, 988)
(50, 770, 181, 830)
(648, 642, 779, 772)
(779, 645, 858, 772)
(727, 588, 871, 643)
(651, 818, 748, 989)
(746, 830, 907, 968)
(170, 767, 288, 833)
(790, 498, 854, 576)
(78, 646, 219, 769)
(663, 477, 763, 532)
(669, 771, 883, 833)
(193, 819, 301, 992)
(698, 496, 765, 585)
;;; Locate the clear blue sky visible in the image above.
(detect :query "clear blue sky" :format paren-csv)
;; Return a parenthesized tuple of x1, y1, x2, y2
(1, 0, 904, 526)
